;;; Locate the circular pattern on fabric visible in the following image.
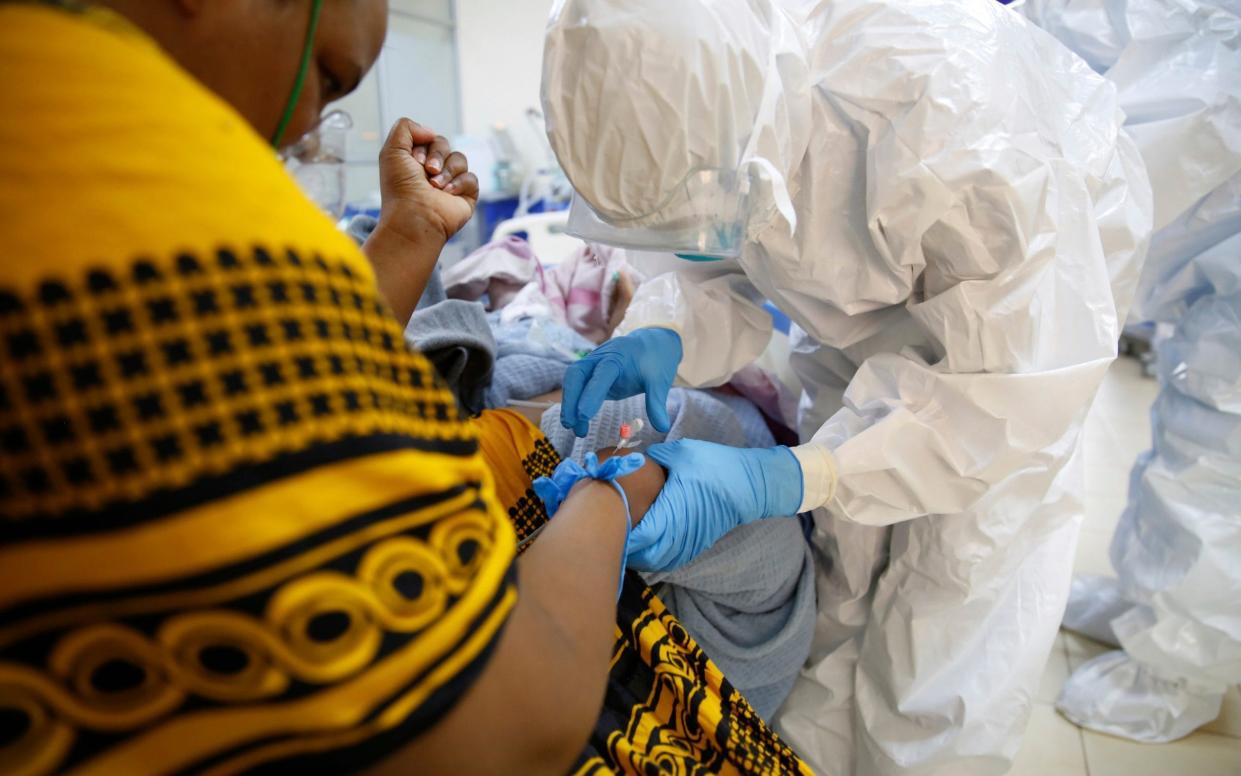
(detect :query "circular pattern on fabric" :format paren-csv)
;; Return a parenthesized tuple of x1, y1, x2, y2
(198, 645, 249, 676)
(158, 611, 289, 702)
(88, 658, 146, 694)
(0, 706, 31, 748)
(357, 537, 448, 631)
(0, 683, 74, 776)
(266, 572, 382, 683)
(429, 511, 493, 594)
(394, 571, 423, 600)
(48, 624, 183, 731)
(305, 610, 352, 644)
(455, 539, 480, 566)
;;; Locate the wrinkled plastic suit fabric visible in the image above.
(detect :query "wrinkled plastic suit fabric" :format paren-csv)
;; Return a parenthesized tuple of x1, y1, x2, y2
(1022, 0, 1241, 744)
(543, 0, 807, 229)
(542, 0, 1153, 772)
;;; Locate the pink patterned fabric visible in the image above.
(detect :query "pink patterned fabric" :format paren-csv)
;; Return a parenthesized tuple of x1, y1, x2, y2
(443, 236, 544, 311)
(540, 243, 631, 344)
(446, 237, 636, 344)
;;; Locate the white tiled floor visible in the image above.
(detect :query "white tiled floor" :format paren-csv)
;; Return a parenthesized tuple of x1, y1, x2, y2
(1010, 356, 1241, 775)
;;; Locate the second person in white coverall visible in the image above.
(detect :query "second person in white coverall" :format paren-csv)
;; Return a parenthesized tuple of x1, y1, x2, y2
(541, 0, 1154, 773)
(1020, 0, 1241, 744)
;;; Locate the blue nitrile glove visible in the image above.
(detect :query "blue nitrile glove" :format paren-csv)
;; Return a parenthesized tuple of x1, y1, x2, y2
(532, 451, 646, 596)
(626, 440, 804, 572)
(560, 327, 683, 437)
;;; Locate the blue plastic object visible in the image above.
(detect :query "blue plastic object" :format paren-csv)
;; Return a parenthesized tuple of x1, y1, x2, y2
(342, 204, 382, 222)
(478, 196, 520, 241)
(763, 301, 792, 335)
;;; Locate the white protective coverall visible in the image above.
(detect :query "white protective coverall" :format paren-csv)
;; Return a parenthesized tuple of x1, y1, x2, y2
(1020, 0, 1241, 743)
(543, 0, 1154, 773)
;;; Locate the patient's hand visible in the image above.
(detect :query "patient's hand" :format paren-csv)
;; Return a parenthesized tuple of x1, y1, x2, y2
(595, 447, 666, 527)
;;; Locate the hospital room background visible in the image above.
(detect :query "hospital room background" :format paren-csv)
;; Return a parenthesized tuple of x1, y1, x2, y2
(310, 0, 1240, 773)
(9, 0, 1241, 772)
(327, 0, 567, 265)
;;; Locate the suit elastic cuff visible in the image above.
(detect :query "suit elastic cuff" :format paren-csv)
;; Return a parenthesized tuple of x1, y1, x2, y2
(790, 443, 838, 512)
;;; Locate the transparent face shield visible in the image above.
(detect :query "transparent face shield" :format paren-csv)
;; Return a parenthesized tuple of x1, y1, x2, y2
(565, 168, 756, 261)
(281, 109, 353, 221)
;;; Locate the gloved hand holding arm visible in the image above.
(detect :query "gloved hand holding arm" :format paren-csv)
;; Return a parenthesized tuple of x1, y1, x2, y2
(626, 440, 803, 572)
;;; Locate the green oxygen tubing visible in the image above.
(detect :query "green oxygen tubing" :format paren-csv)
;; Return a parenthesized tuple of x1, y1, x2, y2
(271, 0, 326, 149)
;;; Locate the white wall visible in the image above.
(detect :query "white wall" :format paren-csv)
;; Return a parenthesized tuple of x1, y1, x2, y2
(333, 0, 462, 208)
(453, 0, 555, 174)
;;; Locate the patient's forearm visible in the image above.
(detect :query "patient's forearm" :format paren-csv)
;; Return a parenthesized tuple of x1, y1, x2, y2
(362, 219, 443, 325)
(371, 481, 626, 774)
(511, 479, 630, 741)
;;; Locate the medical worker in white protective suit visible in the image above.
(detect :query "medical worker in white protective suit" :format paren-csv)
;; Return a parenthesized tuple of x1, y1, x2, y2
(1020, 0, 1241, 743)
(542, 0, 1153, 773)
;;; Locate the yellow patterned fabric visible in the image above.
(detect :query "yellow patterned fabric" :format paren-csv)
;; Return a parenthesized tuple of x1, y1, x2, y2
(473, 410, 812, 776)
(474, 409, 561, 551)
(0, 4, 514, 774)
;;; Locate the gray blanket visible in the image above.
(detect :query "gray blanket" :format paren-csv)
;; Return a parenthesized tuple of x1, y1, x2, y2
(484, 316, 595, 410)
(404, 300, 495, 415)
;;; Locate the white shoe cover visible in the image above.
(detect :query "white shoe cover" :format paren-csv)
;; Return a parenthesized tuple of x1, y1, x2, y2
(1061, 575, 1133, 647)
(1056, 650, 1225, 742)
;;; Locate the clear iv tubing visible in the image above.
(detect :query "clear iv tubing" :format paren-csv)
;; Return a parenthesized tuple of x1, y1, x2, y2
(528, 318, 583, 362)
(507, 399, 556, 409)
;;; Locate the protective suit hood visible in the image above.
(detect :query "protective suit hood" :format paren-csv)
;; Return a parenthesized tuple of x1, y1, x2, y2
(542, 0, 810, 250)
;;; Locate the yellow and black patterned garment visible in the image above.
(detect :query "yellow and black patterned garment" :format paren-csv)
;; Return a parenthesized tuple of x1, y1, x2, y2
(0, 4, 514, 774)
(473, 410, 811, 776)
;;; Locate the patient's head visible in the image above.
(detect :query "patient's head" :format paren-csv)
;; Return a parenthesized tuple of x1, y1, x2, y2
(100, 0, 387, 145)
